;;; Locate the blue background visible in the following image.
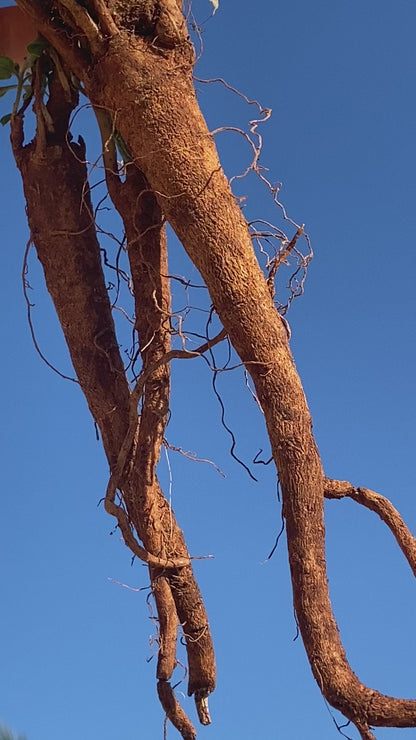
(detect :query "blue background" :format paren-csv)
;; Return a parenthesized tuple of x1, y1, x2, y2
(1, 1, 415, 738)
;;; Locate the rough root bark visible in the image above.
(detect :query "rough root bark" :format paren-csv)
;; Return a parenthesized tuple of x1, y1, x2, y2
(11, 1, 416, 737)
(11, 61, 214, 739)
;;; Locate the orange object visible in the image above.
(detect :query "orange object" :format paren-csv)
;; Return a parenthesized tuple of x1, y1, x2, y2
(0, 5, 38, 65)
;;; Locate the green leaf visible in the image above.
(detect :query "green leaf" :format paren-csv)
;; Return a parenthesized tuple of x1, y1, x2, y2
(114, 131, 132, 164)
(0, 84, 17, 98)
(0, 56, 17, 80)
(23, 84, 33, 100)
(26, 38, 48, 59)
(0, 113, 12, 126)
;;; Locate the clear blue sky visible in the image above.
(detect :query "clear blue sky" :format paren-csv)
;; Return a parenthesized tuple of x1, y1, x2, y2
(1, 1, 415, 739)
